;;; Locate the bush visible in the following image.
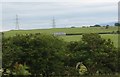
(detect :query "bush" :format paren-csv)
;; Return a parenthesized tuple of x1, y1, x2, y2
(67, 33, 118, 75)
(2, 33, 118, 76)
(2, 34, 66, 76)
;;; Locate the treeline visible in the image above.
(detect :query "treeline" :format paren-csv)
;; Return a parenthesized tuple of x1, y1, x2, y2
(90, 23, 120, 27)
(2, 33, 120, 76)
(66, 31, 120, 36)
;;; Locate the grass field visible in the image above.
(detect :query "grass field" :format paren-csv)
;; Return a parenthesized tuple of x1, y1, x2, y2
(4, 26, 118, 37)
(3, 26, 119, 47)
(60, 34, 118, 47)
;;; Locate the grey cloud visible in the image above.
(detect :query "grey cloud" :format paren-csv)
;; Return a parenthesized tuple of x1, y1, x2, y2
(2, 2, 117, 31)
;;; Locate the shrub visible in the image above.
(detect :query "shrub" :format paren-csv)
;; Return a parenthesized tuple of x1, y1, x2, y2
(2, 34, 66, 76)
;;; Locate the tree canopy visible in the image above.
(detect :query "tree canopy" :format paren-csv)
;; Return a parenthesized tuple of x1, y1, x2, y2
(2, 34, 66, 76)
(2, 33, 119, 76)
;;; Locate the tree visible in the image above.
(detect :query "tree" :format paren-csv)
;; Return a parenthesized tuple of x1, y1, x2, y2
(81, 34, 117, 74)
(67, 33, 118, 75)
(3, 33, 118, 76)
(105, 25, 109, 29)
(94, 24, 101, 27)
(2, 34, 66, 76)
(115, 23, 120, 26)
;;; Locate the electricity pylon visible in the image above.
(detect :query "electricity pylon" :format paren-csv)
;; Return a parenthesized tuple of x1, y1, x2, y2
(52, 17, 56, 28)
(16, 14, 20, 30)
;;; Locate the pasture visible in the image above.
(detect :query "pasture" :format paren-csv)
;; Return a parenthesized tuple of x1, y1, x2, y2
(61, 34, 118, 47)
(3, 26, 119, 47)
(4, 26, 118, 37)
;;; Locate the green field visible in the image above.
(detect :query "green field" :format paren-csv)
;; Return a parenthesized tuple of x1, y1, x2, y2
(3, 26, 119, 47)
(4, 26, 118, 37)
(60, 34, 118, 47)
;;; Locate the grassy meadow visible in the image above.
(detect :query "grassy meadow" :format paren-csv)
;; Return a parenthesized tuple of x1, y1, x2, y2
(3, 26, 119, 47)
(61, 34, 118, 47)
(4, 26, 118, 36)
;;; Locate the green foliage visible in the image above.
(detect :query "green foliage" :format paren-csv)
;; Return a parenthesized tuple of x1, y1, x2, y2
(81, 34, 117, 74)
(13, 62, 31, 75)
(2, 34, 66, 76)
(105, 25, 109, 29)
(76, 62, 88, 75)
(2, 33, 119, 76)
(79, 64, 87, 75)
(115, 23, 120, 26)
(94, 24, 101, 27)
(67, 33, 118, 75)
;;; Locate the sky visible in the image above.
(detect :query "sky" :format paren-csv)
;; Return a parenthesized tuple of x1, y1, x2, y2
(1, 0, 119, 31)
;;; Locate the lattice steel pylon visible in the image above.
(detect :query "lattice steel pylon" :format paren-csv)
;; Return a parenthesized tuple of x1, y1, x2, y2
(52, 17, 56, 28)
(16, 14, 20, 30)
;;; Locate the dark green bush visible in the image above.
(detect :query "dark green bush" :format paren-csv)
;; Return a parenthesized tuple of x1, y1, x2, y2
(2, 33, 119, 76)
(2, 34, 66, 76)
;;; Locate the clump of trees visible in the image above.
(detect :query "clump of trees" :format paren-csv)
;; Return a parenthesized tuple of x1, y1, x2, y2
(2, 33, 119, 76)
(2, 34, 68, 76)
(67, 33, 118, 75)
(90, 24, 101, 27)
(105, 25, 109, 29)
(115, 23, 120, 26)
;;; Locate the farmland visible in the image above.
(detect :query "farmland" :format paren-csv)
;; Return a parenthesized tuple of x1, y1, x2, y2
(4, 26, 118, 36)
(3, 26, 119, 47)
(61, 34, 118, 47)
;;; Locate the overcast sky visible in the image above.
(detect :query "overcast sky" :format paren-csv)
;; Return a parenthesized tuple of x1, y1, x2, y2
(1, 0, 119, 31)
